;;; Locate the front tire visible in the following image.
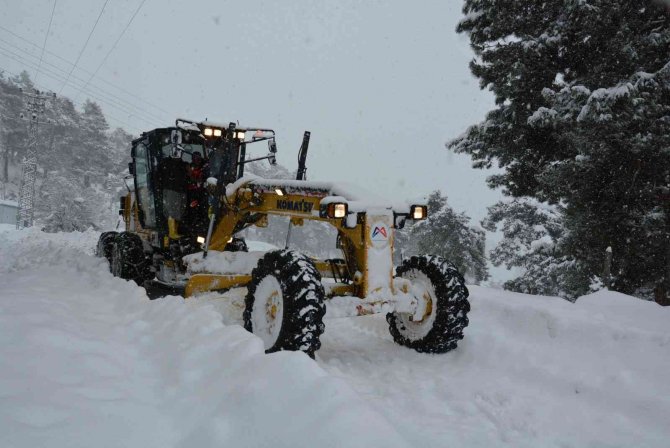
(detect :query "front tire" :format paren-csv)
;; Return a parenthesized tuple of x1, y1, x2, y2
(244, 250, 326, 357)
(387, 255, 470, 353)
(110, 232, 152, 285)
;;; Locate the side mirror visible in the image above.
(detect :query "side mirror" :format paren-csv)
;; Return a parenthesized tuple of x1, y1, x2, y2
(268, 139, 277, 154)
(128, 162, 134, 175)
(119, 196, 126, 216)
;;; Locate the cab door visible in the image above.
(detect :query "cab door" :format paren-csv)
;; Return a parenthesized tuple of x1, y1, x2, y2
(132, 141, 158, 229)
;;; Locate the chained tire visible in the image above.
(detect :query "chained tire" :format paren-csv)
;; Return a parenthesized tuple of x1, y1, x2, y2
(95, 231, 118, 262)
(387, 255, 470, 353)
(110, 232, 153, 285)
(244, 250, 326, 357)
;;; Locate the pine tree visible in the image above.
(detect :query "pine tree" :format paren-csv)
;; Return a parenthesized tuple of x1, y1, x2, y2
(0, 71, 136, 231)
(399, 191, 489, 284)
(38, 176, 98, 232)
(79, 100, 112, 183)
(0, 72, 27, 187)
(453, 0, 670, 299)
(483, 198, 591, 299)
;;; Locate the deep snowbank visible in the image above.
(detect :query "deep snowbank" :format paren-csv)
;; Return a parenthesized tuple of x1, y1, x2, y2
(0, 228, 407, 448)
(1, 228, 669, 448)
(318, 286, 670, 448)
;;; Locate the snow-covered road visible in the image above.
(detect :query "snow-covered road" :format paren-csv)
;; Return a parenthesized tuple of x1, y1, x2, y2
(319, 291, 670, 447)
(1, 227, 669, 447)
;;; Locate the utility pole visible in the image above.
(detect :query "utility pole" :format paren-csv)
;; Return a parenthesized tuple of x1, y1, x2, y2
(16, 89, 53, 230)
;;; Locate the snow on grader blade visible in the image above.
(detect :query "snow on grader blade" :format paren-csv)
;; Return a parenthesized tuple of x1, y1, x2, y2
(97, 119, 470, 357)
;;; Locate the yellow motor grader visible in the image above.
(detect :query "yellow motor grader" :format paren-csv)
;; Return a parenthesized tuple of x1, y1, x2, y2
(97, 119, 470, 357)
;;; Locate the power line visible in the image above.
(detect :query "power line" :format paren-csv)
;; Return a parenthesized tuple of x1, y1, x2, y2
(0, 40, 165, 126)
(0, 38, 167, 125)
(0, 24, 172, 118)
(58, 0, 110, 95)
(74, 0, 147, 101)
(0, 46, 162, 130)
(35, 0, 58, 84)
(0, 36, 167, 124)
(0, 64, 146, 133)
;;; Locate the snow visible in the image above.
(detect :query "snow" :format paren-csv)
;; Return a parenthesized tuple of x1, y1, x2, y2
(590, 83, 634, 101)
(577, 83, 635, 122)
(319, 287, 670, 448)
(2, 228, 669, 447)
(530, 234, 554, 250)
(527, 107, 558, 126)
(246, 240, 279, 252)
(233, 176, 413, 213)
(183, 250, 266, 275)
(0, 199, 18, 207)
(0, 223, 16, 232)
(0, 228, 406, 448)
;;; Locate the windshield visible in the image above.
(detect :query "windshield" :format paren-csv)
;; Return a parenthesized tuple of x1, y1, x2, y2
(160, 143, 205, 164)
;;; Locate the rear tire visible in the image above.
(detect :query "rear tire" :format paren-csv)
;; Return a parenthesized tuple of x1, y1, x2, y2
(244, 250, 326, 357)
(96, 231, 118, 263)
(387, 255, 470, 353)
(110, 232, 152, 285)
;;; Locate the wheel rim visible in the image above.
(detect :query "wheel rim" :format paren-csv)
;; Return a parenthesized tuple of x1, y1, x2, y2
(395, 269, 438, 341)
(251, 275, 284, 350)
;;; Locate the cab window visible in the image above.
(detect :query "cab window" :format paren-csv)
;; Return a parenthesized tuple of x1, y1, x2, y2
(134, 142, 157, 228)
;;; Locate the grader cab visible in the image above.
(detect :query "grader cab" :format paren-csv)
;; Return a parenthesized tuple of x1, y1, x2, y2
(97, 119, 470, 357)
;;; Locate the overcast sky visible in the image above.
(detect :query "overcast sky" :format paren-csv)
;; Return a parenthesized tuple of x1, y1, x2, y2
(2, 0, 512, 280)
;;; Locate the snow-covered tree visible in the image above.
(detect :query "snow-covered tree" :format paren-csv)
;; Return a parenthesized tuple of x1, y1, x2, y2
(78, 100, 113, 183)
(0, 71, 27, 187)
(483, 198, 591, 300)
(452, 0, 670, 299)
(399, 191, 489, 284)
(38, 175, 98, 232)
(0, 71, 136, 231)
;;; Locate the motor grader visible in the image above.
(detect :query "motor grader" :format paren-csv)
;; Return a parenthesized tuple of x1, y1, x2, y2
(97, 119, 470, 357)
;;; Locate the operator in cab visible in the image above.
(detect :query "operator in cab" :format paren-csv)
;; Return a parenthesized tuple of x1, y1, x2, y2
(184, 151, 209, 234)
(158, 147, 189, 239)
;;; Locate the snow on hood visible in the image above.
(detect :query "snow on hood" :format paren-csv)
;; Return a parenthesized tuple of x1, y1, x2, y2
(230, 176, 412, 214)
(183, 250, 266, 275)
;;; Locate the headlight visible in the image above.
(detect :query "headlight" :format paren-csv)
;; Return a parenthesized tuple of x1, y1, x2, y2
(197, 236, 205, 244)
(410, 205, 427, 220)
(203, 128, 213, 137)
(321, 202, 348, 219)
(332, 203, 347, 218)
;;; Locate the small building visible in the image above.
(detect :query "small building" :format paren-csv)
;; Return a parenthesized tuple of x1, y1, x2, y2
(0, 199, 18, 226)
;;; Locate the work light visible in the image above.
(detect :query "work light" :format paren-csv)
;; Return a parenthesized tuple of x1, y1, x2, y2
(410, 205, 428, 220)
(204, 128, 213, 137)
(321, 202, 348, 219)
